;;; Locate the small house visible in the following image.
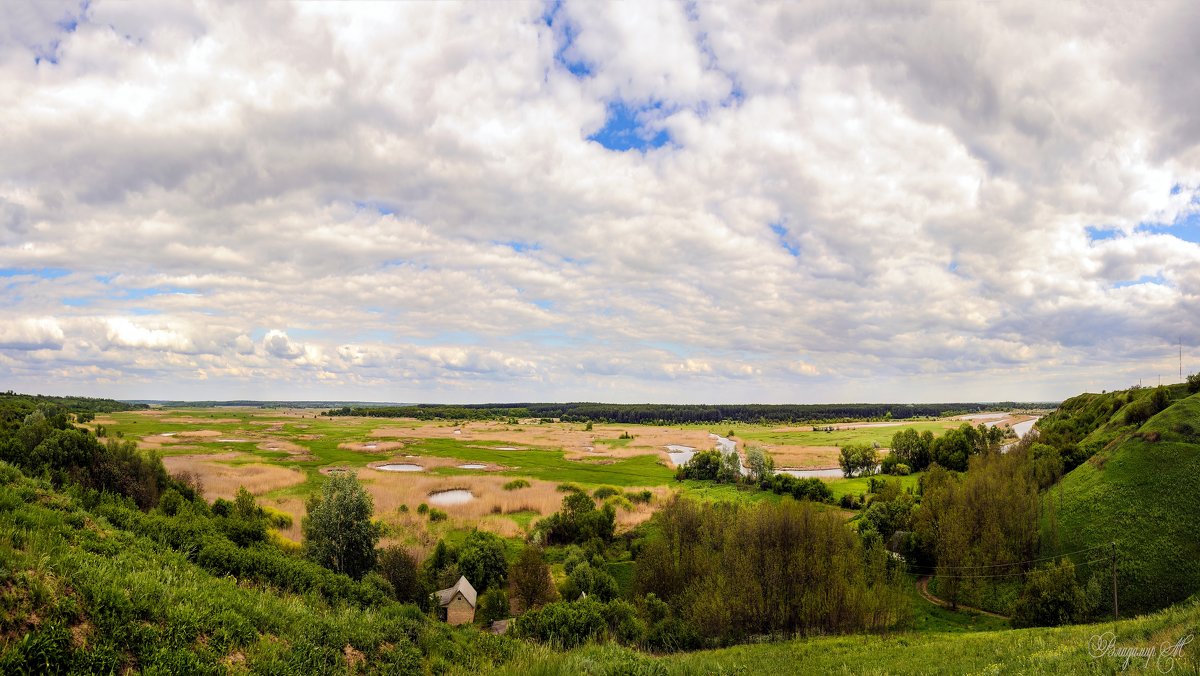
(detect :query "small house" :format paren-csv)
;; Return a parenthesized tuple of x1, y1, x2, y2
(435, 576, 477, 625)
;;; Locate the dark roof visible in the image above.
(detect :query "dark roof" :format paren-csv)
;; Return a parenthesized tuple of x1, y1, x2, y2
(435, 576, 477, 608)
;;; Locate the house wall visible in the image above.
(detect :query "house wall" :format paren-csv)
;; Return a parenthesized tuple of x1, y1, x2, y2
(446, 595, 475, 625)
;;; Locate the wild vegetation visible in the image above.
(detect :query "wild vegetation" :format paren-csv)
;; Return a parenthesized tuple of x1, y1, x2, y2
(3, 382, 1200, 672)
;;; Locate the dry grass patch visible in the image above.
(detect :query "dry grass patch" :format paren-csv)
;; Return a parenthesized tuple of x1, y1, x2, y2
(360, 472, 665, 534)
(370, 421, 729, 464)
(160, 417, 241, 425)
(161, 452, 306, 501)
(262, 496, 306, 542)
(764, 445, 844, 469)
(255, 439, 310, 456)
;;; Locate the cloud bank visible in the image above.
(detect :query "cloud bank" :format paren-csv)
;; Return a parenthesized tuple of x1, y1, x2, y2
(1, 0, 1199, 403)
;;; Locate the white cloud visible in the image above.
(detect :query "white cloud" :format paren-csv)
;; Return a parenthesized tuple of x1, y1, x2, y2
(0, 317, 64, 350)
(0, 0, 1198, 402)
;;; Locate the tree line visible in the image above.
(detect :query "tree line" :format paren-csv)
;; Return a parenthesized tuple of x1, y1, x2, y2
(324, 401, 1056, 424)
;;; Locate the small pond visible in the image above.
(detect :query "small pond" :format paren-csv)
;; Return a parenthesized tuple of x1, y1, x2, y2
(458, 463, 487, 470)
(375, 463, 424, 472)
(428, 489, 475, 506)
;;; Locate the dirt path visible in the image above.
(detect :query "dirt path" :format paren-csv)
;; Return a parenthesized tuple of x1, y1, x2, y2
(916, 576, 1011, 620)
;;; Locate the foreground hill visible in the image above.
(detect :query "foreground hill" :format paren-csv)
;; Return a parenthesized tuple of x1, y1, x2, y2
(1046, 387, 1200, 616)
(2, 457, 1197, 674)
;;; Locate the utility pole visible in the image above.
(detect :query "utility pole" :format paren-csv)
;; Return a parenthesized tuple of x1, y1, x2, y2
(1112, 541, 1119, 621)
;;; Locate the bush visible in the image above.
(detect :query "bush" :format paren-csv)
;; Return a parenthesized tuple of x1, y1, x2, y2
(1188, 372, 1200, 394)
(457, 531, 508, 593)
(602, 599, 646, 646)
(477, 588, 510, 625)
(556, 483, 584, 493)
(593, 486, 620, 500)
(511, 599, 606, 648)
(417, 503, 429, 515)
(377, 545, 424, 603)
(1012, 560, 1088, 628)
(645, 617, 701, 652)
(503, 479, 530, 491)
(624, 490, 653, 504)
(428, 508, 447, 522)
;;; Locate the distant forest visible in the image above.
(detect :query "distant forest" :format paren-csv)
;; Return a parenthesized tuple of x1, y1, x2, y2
(0, 392, 146, 429)
(323, 401, 1057, 424)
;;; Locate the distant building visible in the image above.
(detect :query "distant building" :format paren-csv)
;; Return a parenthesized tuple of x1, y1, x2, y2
(435, 576, 477, 625)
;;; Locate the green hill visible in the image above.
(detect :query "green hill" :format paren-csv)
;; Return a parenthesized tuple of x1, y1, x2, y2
(3, 460, 1197, 674)
(1046, 387, 1200, 615)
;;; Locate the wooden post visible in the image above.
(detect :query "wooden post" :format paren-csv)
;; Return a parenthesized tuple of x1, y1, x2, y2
(1112, 541, 1119, 621)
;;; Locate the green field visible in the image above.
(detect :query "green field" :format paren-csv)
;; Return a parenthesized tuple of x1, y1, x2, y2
(734, 419, 961, 448)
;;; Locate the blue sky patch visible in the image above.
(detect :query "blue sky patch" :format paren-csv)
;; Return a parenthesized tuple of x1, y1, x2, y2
(1114, 273, 1166, 288)
(499, 240, 541, 253)
(1138, 211, 1200, 244)
(122, 285, 198, 300)
(62, 297, 91, 307)
(1086, 226, 1122, 242)
(0, 267, 69, 279)
(769, 222, 800, 257)
(353, 200, 396, 216)
(543, 0, 592, 78)
(589, 100, 671, 152)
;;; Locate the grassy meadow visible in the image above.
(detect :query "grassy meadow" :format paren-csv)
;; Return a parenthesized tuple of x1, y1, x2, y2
(90, 409, 979, 551)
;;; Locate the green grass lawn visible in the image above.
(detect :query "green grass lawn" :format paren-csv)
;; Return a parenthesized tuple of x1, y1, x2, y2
(736, 419, 959, 448)
(826, 471, 922, 500)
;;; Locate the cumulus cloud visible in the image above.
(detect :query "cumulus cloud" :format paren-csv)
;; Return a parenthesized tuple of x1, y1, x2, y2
(0, 0, 1198, 402)
(0, 317, 64, 350)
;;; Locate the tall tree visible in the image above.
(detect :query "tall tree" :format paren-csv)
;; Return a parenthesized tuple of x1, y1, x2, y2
(511, 545, 556, 611)
(302, 471, 381, 580)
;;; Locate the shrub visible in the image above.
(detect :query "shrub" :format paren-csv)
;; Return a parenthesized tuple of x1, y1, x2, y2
(1188, 372, 1200, 394)
(1012, 560, 1087, 628)
(417, 503, 429, 515)
(593, 486, 620, 500)
(477, 588, 510, 625)
(511, 599, 606, 648)
(377, 545, 424, 603)
(624, 490, 653, 504)
(556, 482, 584, 493)
(428, 508, 447, 522)
(602, 599, 646, 645)
(645, 617, 701, 652)
(503, 479, 530, 491)
(457, 531, 508, 593)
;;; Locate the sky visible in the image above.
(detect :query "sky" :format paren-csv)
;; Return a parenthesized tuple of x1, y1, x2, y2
(1, 0, 1199, 404)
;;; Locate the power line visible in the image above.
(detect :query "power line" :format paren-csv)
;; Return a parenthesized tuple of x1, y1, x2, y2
(902, 544, 1112, 571)
(912, 557, 1112, 579)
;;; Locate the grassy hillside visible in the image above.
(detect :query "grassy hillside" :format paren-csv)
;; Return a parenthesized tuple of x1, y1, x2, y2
(490, 598, 1200, 674)
(1048, 389, 1200, 615)
(4, 458, 1198, 674)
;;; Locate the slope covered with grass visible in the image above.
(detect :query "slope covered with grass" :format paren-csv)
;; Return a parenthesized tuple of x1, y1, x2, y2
(492, 598, 1200, 675)
(1048, 390, 1200, 615)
